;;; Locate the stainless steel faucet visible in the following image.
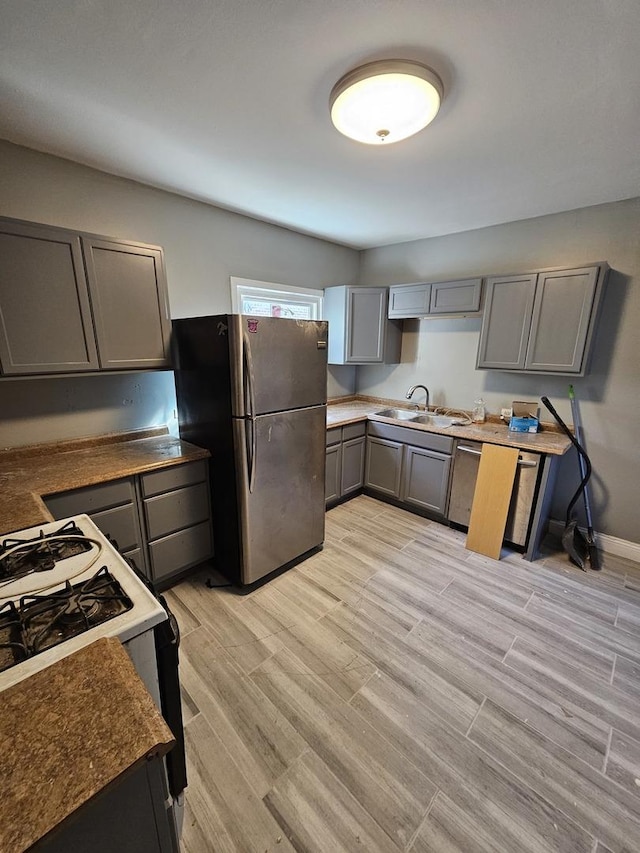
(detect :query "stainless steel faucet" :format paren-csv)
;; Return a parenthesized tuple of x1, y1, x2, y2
(406, 384, 430, 410)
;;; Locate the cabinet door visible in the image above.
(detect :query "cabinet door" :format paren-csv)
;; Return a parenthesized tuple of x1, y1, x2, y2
(388, 284, 431, 318)
(83, 238, 172, 369)
(430, 278, 482, 314)
(325, 443, 341, 504)
(365, 437, 403, 498)
(476, 274, 537, 369)
(402, 446, 451, 516)
(341, 436, 365, 496)
(0, 219, 99, 374)
(345, 288, 387, 363)
(525, 266, 599, 373)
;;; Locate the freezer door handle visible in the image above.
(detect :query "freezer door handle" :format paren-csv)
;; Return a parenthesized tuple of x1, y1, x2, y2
(243, 331, 257, 418)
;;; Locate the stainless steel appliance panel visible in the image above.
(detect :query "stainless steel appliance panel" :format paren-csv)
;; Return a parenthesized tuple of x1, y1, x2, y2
(227, 315, 328, 416)
(233, 405, 326, 584)
(448, 440, 541, 547)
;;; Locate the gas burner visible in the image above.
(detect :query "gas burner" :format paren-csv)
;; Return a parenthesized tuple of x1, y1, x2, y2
(0, 521, 93, 582)
(0, 566, 133, 672)
(59, 597, 101, 625)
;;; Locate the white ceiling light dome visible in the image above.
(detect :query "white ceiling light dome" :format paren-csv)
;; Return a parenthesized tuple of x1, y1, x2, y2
(330, 59, 444, 146)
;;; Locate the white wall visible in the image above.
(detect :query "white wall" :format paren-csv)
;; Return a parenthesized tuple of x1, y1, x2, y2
(0, 141, 359, 444)
(358, 198, 640, 544)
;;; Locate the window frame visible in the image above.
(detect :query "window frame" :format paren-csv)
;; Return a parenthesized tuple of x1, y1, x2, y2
(230, 276, 324, 320)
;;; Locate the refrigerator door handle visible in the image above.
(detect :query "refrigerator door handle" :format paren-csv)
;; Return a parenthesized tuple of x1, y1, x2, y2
(248, 416, 257, 493)
(243, 332, 257, 418)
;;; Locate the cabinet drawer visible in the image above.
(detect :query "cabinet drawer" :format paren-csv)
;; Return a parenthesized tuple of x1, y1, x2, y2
(148, 521, 213, 581)
(326, 426, 342, 447)
(46, 478, 135, 517)
(90, 503, 141, 552)
(144, 481, 210, 540)
(141, 460, 208, 497)
(367, 421, 453, 454)
(342, 422, 366, 441)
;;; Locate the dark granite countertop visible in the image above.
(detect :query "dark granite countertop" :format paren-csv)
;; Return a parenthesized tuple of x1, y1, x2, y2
(0, 426, 209, 536)
(327, 396, 572, 456)
(0, 637, 174, 853)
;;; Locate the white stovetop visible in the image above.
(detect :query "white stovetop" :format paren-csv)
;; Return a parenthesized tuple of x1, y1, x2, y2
(0, 514, 166, 691)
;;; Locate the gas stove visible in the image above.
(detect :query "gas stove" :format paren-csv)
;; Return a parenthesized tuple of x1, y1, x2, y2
(0, 514, 166, 691)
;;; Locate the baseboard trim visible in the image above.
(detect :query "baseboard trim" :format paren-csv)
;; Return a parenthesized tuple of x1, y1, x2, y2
(547, 519, 640, 564)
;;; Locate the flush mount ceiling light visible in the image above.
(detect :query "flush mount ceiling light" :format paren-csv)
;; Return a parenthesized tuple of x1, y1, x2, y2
(330, 59, 443, 145)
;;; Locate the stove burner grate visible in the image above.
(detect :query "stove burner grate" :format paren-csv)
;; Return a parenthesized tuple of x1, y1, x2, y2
(0, 566, 133, 672)
(0, 521, 94, 582)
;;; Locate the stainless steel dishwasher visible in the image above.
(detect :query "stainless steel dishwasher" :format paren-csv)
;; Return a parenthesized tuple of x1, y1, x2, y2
(448, 440, 542, 548)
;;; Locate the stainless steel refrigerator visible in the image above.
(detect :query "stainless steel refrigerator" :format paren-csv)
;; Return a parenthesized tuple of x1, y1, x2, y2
(172, 314, 328, 586)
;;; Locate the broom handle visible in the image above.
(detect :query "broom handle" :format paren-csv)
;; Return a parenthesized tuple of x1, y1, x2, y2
(569, 386, 595, 529)
(540, 396, 592, 521)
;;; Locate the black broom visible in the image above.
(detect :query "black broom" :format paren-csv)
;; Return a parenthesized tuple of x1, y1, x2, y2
(540, 396, 594, 570)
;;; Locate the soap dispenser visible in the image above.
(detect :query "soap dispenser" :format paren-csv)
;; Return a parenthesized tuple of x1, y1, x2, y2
(472, 398, 486, 423)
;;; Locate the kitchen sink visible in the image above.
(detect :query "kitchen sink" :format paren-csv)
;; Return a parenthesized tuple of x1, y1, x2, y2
(409, 413, 457, 428)
(374, 408, 420, 420)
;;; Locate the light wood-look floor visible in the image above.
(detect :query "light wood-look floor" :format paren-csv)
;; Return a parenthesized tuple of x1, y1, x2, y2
(165, 496, 640, 853)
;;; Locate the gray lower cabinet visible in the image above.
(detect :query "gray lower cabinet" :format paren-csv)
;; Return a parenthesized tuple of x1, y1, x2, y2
(324, 286, 401, 364)
(45, 477, 147, 573)
(365, 422, 453, 518)
(477, 264, 607, 375)
(341, 435, 366, 496)
(388, 278, 482, 319)
(0, 217, 172, 376)
(325, 443, 341, 504)
(325, 423, 366, 505)
(141, 462, 213, 584)
(403, 445, 451, 515)
(365, 437, 404, 498)
(38, 761, 175, 853)
(44, 460, 213, 586)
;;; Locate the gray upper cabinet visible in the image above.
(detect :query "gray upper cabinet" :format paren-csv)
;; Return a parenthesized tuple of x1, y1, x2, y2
(0, 216, 172, 377)
(0, 220, 99, 374)
(429, 278, 482, 314)
(388, 278, 482, 319)
(83, 238, 172, 370)
(388, 283, 431, 318)
(476, 273, 537, 369)
(477, 264, 607, 375)
(525, 267, 599, 373)
(325, 286, 401, 364)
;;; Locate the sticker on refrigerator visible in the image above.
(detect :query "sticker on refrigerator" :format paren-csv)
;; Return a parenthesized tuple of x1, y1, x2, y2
(246, 319, 259, 333)
(217, 321, 228, 336)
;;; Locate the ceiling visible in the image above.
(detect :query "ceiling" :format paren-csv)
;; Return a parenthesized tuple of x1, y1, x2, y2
(1, 0, 640, 249)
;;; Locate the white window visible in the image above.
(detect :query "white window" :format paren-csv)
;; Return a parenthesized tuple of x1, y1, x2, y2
(230, 277, 323, 320)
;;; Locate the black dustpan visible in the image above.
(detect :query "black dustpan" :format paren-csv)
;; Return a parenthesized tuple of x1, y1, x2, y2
(541, 396, 594, 571)
(561, 518, 589, 570)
